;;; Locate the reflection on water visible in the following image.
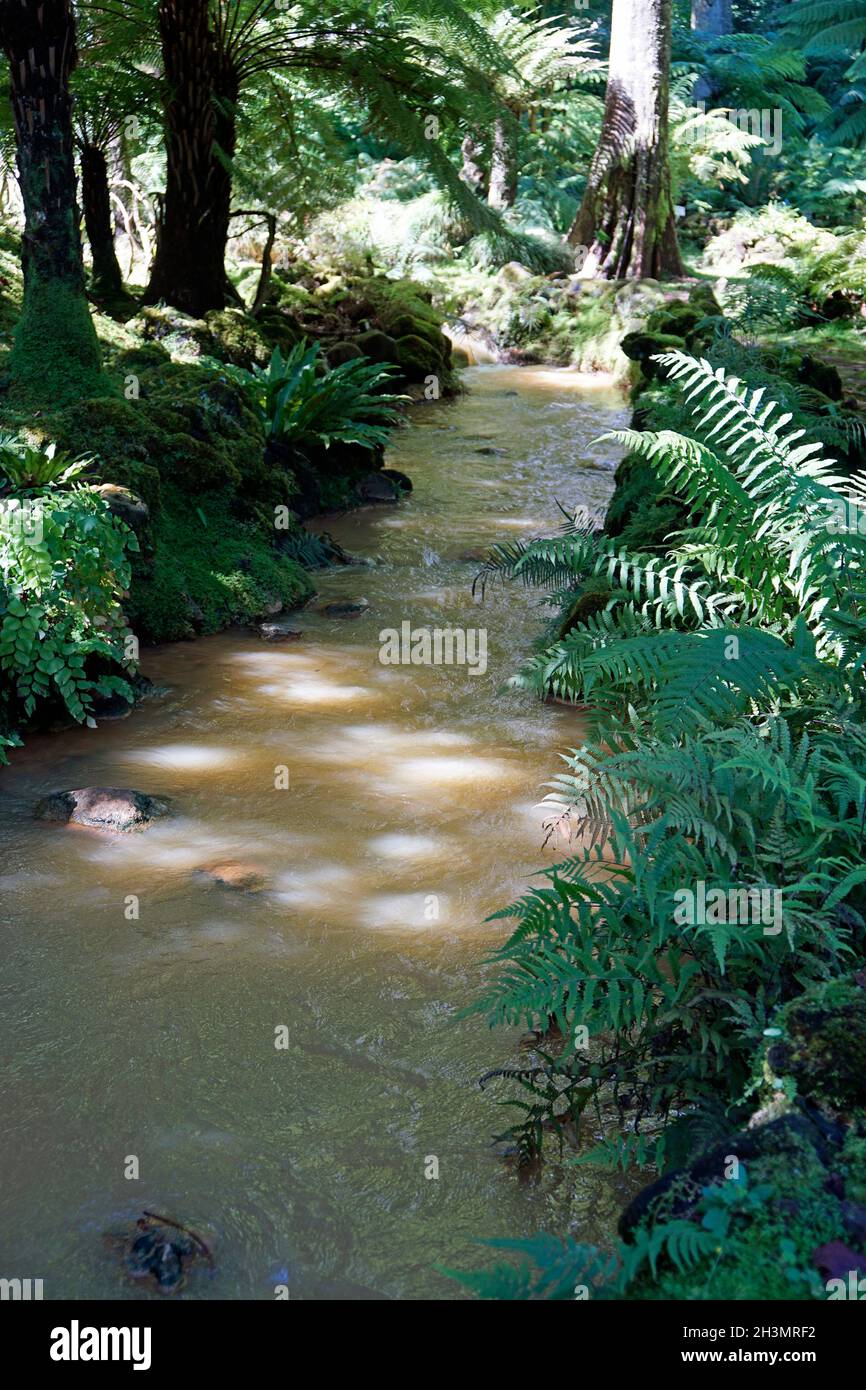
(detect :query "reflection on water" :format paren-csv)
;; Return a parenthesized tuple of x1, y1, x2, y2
(0, 366, 638, 1299)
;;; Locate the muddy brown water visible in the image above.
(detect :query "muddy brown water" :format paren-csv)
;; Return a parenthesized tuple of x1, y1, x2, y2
(0, 366, 638, 1299)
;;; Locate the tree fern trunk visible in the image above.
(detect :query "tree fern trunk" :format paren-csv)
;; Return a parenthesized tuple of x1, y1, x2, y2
(80, 142, 124, 296)
(691, 0, 732, 101)
(459, 132, 485, 193)
(0, 0, 105, 401)
(565, 0, 682, 280)
(145, 0, 227, 317)
(487, 114, 517, 210)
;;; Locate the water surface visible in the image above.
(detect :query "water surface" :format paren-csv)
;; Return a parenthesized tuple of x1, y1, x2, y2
(0, 366, 634, 1299)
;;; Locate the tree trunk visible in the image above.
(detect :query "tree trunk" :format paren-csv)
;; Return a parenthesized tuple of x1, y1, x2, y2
(145, 0, 228, 317)
(487, 114, 517, 210)
(566, 0, 682, 280)
(691, 0, 732, 101)
(0, 0, 105, 401)
(80, 142, 124, 296)
(459, 132, 485, 194)
(691, 0, 732, 35)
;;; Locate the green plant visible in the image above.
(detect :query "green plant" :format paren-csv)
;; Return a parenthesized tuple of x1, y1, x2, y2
(0, 441, 138, 722)
(208, 340, 406, 456)
(471, 352, 866, 1169)
(0, 435, 94, 491)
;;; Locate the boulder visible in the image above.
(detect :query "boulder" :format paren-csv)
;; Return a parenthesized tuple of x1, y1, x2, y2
(380, 468, 412, 494)
(93, 483, 149, 536)
(35, 787, 171, 833)
(498, 261, 535, 285)
(355, 329, 398, 364)
(357, 472, 399, 503)
(327, 341, 363, 367)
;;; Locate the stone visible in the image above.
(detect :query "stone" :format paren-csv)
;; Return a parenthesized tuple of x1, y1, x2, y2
(93, 484, 149, 535)
(258, 622, 303, 643)
(357, 472, 399, 503)
(498, 261, 534, 285)
(35, 787, 171, 833)
(193, 861, 268, 892)
(380, 468, 412, 493)
(327, 340, 363, 367)
(322, 598, 370, 618)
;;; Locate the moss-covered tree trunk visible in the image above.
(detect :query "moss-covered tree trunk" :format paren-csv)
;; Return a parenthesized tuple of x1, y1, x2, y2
(0, 0, 105, 402)
(145, 0, 227, 317)
(565, 0, 682, 280)
(80, 142, 124, 296)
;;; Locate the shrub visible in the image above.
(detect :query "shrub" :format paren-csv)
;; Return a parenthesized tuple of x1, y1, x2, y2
(208, 340, 406, 456)
(0, 438, 138, 724)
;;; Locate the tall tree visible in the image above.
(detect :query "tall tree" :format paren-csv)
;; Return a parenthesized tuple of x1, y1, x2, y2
(566, 0, 682, 280)
(139, 1, 504, 317)
(0, 0, 105, 400)
(691, 0, 732, 101)
(145, 0, 223, 315)
(691, 0, 732, 34)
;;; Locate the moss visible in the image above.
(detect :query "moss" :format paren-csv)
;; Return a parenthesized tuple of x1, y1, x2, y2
(9, 277, 111, 406)
(327, 341, 363, 366)
(126, 485, 314, 643)
(355, 329, 398, 363)
(393, 332, 443, 381)
(49, 366, 272, 499)
(620, 331, 687, 379)
(558, 581, 612, 638)
(767, 978, 866, 1111)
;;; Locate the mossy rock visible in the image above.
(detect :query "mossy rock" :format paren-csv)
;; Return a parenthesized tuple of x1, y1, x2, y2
(126, 486, 313, 643)
(393, 333, 442, 381)
(619, 332, 686, 380)
(796, 353, 843, 402)
(254, 306, 303, 353)
(558, 582, 612, 638)
(388, 313, 450, 360)
(767, 978, 866, 1111)
(327, 340, 363, 367)
(52, 368, 269, 499)
(646, 302, 705, 337)
(355, 329, 398, 364)
(688, 283, 722, 317)
(201, 309, 272, 368)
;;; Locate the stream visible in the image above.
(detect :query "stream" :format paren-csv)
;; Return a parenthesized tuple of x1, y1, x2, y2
(0, 365, 636, 1300)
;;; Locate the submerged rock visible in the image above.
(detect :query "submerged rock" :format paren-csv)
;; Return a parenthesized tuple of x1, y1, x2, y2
(322, 597, 370, 618)
(121, 1212, 211, 1295)
(258, 621, 303, 643)
(35, 787, 171, 833)
(193, 861, 269, 892)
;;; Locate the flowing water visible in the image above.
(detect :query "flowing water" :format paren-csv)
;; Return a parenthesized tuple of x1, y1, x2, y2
(0, 365, 636, 1300)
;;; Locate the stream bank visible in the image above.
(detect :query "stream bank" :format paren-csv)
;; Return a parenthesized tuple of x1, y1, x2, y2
(0, 366, 639, 1299)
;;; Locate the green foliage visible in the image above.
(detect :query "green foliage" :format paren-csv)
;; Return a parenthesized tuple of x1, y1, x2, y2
(472, 353, 866, 1175)
(209, 340, 406, 456)
(0, 438, 137, 723)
